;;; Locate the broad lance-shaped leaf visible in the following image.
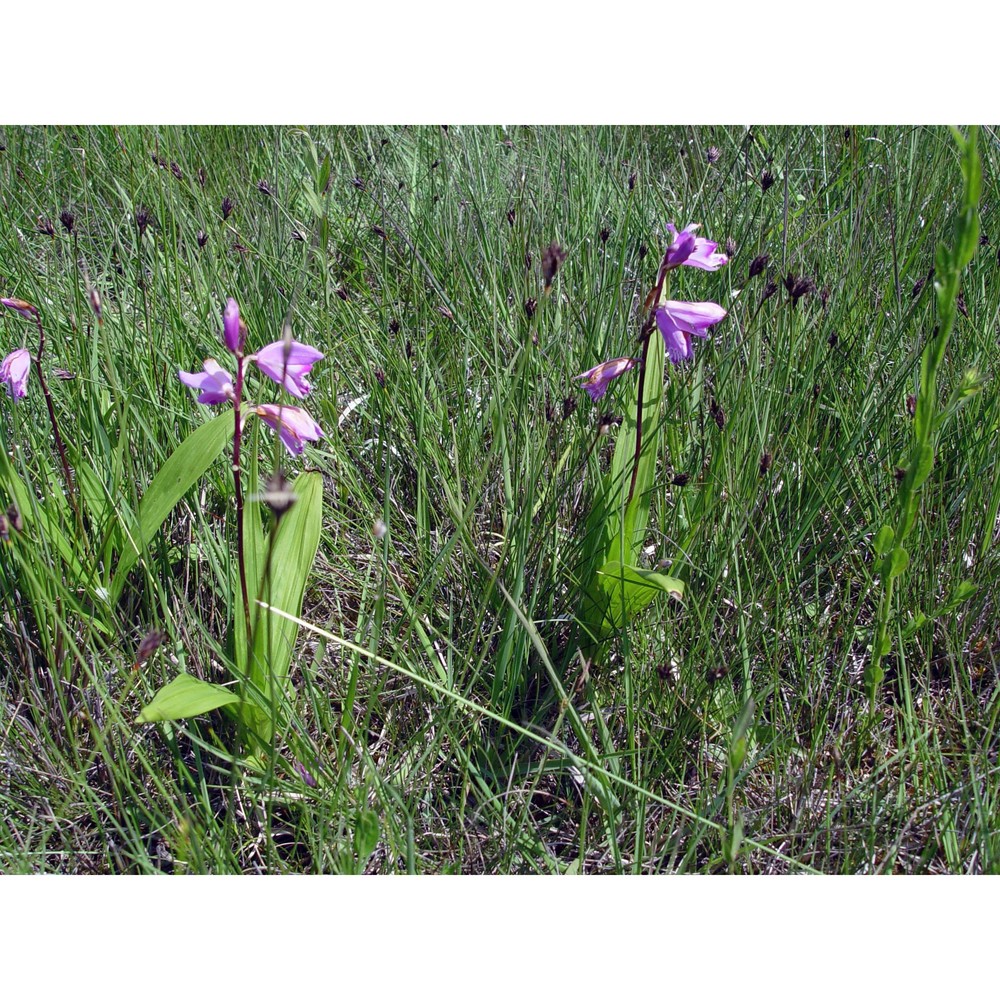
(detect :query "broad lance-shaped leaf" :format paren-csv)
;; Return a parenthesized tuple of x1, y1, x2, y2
(242, 470, 324, 746)
(111, 411, 233, 602)
(598, 560, 684, 632)
(137, 673, 239, 723)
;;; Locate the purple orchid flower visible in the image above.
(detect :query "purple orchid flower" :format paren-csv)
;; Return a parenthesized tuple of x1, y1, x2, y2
(223, 298, 243, 355)
(178, 358, 236, 404)
(1, 348, 31, 399)
(655, 300, 727, 365)
(664, 223, 729, 272)
(253, 340, 324, 399)
(255, 403, 324, 456)
(575, 356, 639, 401)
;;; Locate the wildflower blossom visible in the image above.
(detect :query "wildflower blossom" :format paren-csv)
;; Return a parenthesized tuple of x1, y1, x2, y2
(1, 348, 31, 399)
(664, 223, 729, 272)
(575, 356, 638, 401)
(253, 340, 324, 399)
(178, 359, 236, 405)
(255, 403, 324, 456)
(655, 301, 727, 365)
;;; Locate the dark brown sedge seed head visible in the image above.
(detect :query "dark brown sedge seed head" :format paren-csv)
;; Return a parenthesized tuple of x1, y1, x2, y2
(60, 210, 75, 233)
(524, 298, 537, 320)
(541, 243, 567, 289)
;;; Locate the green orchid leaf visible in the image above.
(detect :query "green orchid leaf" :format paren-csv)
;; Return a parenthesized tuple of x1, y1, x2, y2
(136, 673, 239, 723)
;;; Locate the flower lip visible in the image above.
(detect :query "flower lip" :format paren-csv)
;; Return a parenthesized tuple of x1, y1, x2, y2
(575, 355, 638, 401)
(255, 403, 324, 456)
(1, 348, 31, 399)
(253, 340, 324, 399)
(178, 358, 236, 405)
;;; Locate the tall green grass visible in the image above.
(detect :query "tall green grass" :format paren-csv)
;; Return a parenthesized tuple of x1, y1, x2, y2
(1, 125, 998, 873)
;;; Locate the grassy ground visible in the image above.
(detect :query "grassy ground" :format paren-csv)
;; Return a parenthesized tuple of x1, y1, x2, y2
(1, 124, 998, 873)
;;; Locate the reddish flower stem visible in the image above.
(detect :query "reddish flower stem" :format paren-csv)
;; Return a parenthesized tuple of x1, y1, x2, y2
(232, 355, 252, 646)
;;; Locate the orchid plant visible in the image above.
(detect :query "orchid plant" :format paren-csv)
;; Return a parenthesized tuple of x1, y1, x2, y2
(136, 298, 326, 757)
(574, 223, 728, 653)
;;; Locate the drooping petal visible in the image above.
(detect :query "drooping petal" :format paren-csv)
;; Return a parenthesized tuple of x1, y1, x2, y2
(657, 320, 692, 365)
(222, 298, 243, 354)
(254, 340, 324, 399)
(575, 356, 638, 401)
(255, 403, 324, 456)
(1, 348, 31, 399)
(178, 358, 235, 405)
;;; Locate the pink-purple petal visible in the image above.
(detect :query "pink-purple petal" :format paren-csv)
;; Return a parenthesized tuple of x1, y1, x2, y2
(178, 358, 235, 405)
(223, 298, 242, 354)
(255, 403, 324, 456)
(254, 340, 324, 399)
(1, 348, 31, 399)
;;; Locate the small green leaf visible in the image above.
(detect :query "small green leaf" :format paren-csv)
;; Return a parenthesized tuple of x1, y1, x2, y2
(136, 673, 239, 723)
(881, 546, 910, 581)
(873, 525, 894, 558)
(354, 809, 380, 862)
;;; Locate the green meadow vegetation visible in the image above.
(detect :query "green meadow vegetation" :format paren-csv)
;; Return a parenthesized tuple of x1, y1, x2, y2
(1, 124, 998, 873)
